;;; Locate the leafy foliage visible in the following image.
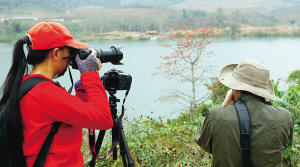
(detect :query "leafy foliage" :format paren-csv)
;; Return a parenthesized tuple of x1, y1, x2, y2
(215, 7, 225, 23)
(272, 80, 300, 166)
(10, 20, 22, 33)
(287, 70, 300, 85)
(81, 115, 213, 166)
(205, 77, 230, 106)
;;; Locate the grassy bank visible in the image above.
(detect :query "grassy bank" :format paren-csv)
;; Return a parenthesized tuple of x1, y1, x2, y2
(80, 76, 300, 166)
(80, 103, 299, 166)
(81, 112, 212, 167)
(1, 27, 298, 43)
(0, 31, 27, 42)
(220, 30, 300, 37)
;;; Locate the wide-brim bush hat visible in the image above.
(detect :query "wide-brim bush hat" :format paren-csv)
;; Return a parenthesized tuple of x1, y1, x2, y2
(219, 59, 276, 101)
(26, 21, 89, 50)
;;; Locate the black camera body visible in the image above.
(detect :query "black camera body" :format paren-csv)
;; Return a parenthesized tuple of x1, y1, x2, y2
(101, 68, 132, 91)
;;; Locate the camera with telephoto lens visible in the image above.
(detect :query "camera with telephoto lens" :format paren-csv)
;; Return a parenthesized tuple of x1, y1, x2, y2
(67, 45, 123, 69)
(101, 68, 132, 91)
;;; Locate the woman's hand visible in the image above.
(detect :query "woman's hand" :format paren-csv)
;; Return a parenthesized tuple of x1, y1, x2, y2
(75, 49, 100, 74)
(90, 49, 102, 71)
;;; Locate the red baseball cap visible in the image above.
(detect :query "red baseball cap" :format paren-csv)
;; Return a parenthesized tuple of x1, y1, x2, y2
(26, 21, 89, 50)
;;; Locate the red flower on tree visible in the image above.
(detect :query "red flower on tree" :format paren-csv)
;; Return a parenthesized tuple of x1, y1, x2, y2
(154, 28, 222, 121)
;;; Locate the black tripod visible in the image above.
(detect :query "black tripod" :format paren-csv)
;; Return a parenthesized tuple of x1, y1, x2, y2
(89, 90, 135, 167)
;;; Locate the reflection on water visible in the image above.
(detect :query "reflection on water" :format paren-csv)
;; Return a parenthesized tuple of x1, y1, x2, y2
(0, 37, 299, 119)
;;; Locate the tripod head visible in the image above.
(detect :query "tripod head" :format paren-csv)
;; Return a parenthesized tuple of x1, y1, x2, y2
(108, 90, 120, 119)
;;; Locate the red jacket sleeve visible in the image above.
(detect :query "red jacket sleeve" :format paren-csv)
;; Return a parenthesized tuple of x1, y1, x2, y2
(36, 71, 113, 130)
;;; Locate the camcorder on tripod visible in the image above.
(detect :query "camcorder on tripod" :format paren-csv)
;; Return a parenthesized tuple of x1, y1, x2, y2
(67, 46, 135, 167)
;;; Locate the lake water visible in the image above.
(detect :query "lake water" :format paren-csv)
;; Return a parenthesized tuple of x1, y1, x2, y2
(0, 37, 299, 120)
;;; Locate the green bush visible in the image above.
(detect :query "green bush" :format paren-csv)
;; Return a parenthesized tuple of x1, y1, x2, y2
(273, 33, 290, 37)
(291, 32, 300, 37)
(248, 31, 271, 37)
(174, 32, 183, 37)
(80, 39, 87, 42)
(124, 36, 134, 40)
(205, 77, 230, 106)
(138, 37, 150, 40)
(81, 115, 212, 166)
(272, 79, 300, 166)
(220, 30, 230, 36)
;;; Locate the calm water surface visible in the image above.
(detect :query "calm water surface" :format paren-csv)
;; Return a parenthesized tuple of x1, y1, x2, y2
(0, 37, 299, 119)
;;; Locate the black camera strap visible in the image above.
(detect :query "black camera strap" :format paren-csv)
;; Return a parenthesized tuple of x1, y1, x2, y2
(234, 100, 253, 167)
(88, 90, 129, 162)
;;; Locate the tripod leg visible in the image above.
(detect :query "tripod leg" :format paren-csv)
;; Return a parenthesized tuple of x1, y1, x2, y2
(118, 133, 128, 167)
(119, 123, 135, 167)
(112, 129, 118, 160)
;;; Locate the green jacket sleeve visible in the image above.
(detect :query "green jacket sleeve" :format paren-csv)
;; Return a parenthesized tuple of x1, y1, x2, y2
(194, 110, 214, 154)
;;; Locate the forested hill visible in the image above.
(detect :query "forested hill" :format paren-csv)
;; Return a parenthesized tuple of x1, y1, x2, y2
(171, 0, 300, 10)
(46, 0, 186, 9)
(0, 0, 300, 14)
(119, 0, 186, 7)
(0, 0, 186, 13)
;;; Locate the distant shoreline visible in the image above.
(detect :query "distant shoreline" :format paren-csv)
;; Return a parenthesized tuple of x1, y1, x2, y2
(70, 25, 300, 42)
(1, 25, 299, 43)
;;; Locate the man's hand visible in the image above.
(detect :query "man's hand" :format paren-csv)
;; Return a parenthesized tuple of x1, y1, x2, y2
(222, 89, 235, 105)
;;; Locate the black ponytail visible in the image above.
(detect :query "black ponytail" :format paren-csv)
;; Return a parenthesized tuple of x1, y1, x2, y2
(0, 39, 29, 165)
(0, 38, 66, 165)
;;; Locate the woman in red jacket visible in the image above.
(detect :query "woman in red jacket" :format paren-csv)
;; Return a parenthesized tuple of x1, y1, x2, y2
(0, 21, 113, 166)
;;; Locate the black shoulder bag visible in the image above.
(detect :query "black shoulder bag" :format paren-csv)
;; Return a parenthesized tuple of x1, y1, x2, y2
(20, 77, 62, 167)
(0, 77, 61, 167)
(234, 100, 253, 167)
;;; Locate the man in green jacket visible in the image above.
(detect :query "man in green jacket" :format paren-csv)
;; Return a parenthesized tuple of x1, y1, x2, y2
(194, 59, 294, 167)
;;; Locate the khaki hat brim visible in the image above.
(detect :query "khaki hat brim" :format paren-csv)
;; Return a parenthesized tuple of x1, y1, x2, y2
(219, 64, 276, 101)
(66, 39, 89, 50)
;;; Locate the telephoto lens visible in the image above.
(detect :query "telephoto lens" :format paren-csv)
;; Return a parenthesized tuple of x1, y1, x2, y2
(66, 45, 124, 69)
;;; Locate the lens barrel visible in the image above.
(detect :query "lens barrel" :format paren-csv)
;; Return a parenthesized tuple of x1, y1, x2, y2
(69, 45, 123, 69)
(96, 45, 123, 65)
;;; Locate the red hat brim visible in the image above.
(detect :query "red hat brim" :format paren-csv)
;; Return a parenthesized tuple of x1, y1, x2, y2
(66, 39, 89, 50)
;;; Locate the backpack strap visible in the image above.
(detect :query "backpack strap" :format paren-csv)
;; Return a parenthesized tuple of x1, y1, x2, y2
(234, 100, 253, 167)
(32, 122, 61, 167)
(18, 77, 50, 99)
(18, 77, 62, 167)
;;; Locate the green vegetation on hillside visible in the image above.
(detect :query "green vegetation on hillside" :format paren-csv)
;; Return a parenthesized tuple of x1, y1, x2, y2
(80, 71, 300, 166)
(0, 0, 300, 42)
(0, 0, 186, 11)
(46, 0, 121, 9)
(171, 0, 292, 9)
(0, 0, 65, 14)
(122, 0, 186, 8)
(271, 5, 300, 25)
